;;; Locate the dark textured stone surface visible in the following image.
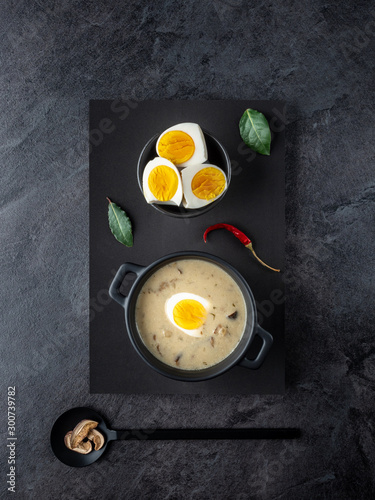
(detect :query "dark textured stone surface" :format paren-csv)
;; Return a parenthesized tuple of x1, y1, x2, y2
(1, 0, 374, 498)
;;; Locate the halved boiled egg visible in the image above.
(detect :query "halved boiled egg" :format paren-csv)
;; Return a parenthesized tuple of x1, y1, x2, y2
(142, 157, 183, 206)
(165, 293, 210, 337)
(156, 123, 207, 167)
(181, 164, 227, 209)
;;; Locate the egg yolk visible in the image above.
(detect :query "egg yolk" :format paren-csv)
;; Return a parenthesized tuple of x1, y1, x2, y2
(158, 131, 195, 164)
(173, 299, 207, 330)
(191, 167, 226, 200)
(148, 165, 179, 201)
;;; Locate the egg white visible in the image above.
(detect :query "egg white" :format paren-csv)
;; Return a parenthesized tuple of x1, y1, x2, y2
(165, 292, 210, 337)
(181, 164, 227, 209)
(156, 123, 208, 167)
(142, 157, 183, 206)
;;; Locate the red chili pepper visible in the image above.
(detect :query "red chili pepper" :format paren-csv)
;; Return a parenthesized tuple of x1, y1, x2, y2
(203, 223, 280, 273)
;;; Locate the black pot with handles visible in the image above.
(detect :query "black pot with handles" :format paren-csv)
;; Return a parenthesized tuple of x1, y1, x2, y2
(109, 251, 273, 382)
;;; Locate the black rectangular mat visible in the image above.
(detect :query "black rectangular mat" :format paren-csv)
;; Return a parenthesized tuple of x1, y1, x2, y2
(89, 100, 285, 394)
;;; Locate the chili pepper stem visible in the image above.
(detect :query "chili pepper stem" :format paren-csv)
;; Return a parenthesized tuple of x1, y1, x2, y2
(245, 243, 280, 273)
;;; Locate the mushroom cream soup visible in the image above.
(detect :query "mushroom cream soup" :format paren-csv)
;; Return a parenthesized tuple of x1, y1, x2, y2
(135, 259, 246, 370)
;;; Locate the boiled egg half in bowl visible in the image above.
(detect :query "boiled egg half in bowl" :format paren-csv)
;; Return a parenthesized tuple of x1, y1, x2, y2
(165, 292, 210, 337)
(142, 157, 183, 206)
(156, 123, 208, 167)
(181, 164, 227, 209)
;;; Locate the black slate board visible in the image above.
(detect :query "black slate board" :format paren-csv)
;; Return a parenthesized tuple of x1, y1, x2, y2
(89, 100, 285, 394)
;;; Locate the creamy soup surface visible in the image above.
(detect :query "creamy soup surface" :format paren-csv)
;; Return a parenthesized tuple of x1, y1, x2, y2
(135, 259, 247, 370)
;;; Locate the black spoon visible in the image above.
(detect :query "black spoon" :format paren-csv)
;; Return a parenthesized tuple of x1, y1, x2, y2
(51, 407, 301, 467)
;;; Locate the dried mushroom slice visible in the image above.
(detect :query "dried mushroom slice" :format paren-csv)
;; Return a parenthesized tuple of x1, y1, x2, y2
(87, 429, 105, 451)
(64, 430, 92, 454)
(70, 419, 98, 449)
(64, 431, 73, 449)
(73, 440, 92, 455)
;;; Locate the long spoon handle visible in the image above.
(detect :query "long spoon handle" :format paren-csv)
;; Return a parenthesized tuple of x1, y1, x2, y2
(111, 428, 301, 441)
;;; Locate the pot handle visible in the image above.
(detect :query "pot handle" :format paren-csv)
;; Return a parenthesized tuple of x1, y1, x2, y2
(109, 263, 145, 308)
(239, 325, 273, 370)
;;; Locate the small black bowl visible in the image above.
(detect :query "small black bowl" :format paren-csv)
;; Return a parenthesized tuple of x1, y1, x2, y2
(137, 129, 232, 218)
(109, 251, 274, 382)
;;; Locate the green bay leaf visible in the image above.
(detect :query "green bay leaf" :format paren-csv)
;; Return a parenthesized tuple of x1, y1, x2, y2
(239, 108, 271, 156)
(107, 198, 133, 247)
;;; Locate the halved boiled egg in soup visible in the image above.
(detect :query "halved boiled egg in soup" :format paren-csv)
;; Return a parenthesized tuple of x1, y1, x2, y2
(156, 123, 207, 167)
(165, 293, 210, 337)
(181, 164, 227, 209)
(142, 157, 183, 206)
